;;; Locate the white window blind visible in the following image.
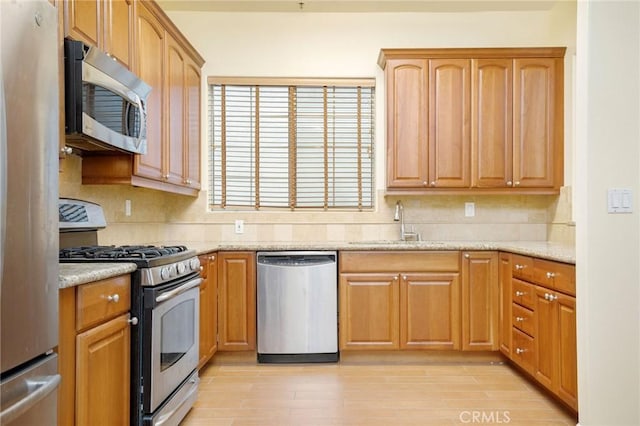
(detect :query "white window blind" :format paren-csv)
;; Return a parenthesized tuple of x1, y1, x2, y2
(208, 79, 375, 210)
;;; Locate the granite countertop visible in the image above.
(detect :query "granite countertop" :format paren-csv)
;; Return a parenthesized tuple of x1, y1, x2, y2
(154, 240, 576, 264)
(59, 240, 575, 289)
(59, 263, 137, 289)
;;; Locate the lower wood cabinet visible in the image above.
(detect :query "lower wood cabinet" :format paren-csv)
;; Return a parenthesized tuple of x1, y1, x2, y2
(217, 251, 256, 351)
(501, 252, 577, 412)
(58, 274, 133, 426)
(339, 251, 460, 351)
(498, 252, 513, 356)
(198, 252, 218, 368)
(461, 251, 499, 351)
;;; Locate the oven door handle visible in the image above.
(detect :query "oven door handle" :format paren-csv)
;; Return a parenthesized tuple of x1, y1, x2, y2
(155, 277, 201, 303)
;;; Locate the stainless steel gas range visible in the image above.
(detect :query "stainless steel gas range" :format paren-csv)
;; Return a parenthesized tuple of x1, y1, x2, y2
(59, 199, 200, 426)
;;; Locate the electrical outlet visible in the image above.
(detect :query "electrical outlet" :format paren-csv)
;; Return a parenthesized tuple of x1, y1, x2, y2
(465, 202, 475, 217)
(235, 220, 244, 234)
(125, 200, 131, 217)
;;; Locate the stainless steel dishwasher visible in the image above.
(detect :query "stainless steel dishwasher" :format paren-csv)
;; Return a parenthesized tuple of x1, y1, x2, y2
(257, 251, 338, 363)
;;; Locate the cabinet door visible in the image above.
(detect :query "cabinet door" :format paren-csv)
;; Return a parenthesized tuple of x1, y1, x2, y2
(104, 0, 133, 69)
(534, 286, 556, 390)
(461, 252, 498, 351)
(498, 253, 512, 356)
(134, 2, 165, 180)
(198, 253, 218, 369)
(339, 273, 399, 350)
(385, 59, 429, 189)
(428, 59, 470, 188)
(76, 314, 130, 426)
(218, 252, 256, 351)
(166, 34, 186, 186)
(471, 59, 513, 188)
(557, 293, 577, 410)
(513, 58, 560, 188)
(400, 273, 460, 350)
(185, 59, 202, 190)
(65, 0, 100, 47)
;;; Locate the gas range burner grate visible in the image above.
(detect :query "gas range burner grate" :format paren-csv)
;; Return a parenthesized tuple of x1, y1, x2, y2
(60, 245, 189, 260)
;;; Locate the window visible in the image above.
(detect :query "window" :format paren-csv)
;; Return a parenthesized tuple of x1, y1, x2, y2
(208, 78, 375, 210)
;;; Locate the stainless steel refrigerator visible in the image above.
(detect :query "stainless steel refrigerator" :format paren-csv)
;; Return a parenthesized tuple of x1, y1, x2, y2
(0, 0, 61, 424)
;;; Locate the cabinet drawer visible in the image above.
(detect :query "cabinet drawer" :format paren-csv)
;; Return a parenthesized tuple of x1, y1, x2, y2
(76, 275, 131, 331)
(511, 254, 534, 281)
(511, 328, 535, 375)
(512, 279, 535, 310)
(532, 258, 576, 296)
(512, 303, 534, 337)
(340, 251, 459, 273)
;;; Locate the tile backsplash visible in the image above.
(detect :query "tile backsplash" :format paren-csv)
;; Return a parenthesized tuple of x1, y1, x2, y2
(60, 155, 574, 245)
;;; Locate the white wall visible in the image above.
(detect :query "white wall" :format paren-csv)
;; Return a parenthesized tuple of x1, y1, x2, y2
(575, 0, 640, 424)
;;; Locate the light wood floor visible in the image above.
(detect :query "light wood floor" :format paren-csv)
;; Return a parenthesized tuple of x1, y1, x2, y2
(182, 361, 577, 426)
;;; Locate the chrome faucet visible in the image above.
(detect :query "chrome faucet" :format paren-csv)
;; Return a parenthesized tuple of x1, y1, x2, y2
(394, 201, 420, 241)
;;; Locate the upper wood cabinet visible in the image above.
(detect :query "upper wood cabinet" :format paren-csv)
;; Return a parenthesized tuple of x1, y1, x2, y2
(77, 0, 205, 196)
(379, 47, 565, 194)
(65, 0, 133, 68)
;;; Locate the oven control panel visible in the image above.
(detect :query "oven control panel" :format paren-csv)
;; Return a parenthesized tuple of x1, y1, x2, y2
(140, 256, 201, 286)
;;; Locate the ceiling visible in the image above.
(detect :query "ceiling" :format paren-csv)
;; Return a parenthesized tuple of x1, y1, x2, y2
(156, 0, 560, 13)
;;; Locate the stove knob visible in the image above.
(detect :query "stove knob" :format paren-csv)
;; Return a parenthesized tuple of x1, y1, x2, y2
(169, 265, 177, 277)
(189, 258, 200, 271)
(177, 262, 186, 274)
(160, 267, 171, 280)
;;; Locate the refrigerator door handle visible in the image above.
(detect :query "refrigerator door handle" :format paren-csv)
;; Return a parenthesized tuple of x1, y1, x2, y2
(0, 374, 61, 424)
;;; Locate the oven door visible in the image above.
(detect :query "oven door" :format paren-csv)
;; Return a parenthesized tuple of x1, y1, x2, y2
(144, 277, 200, 413)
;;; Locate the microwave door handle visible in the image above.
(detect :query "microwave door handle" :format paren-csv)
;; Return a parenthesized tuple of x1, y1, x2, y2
(123, 101, 131, 137)
(155, 277, 201, 303)
(134, 95, 146, 150)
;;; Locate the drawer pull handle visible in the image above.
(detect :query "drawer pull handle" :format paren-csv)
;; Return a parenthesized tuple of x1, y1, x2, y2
(515, 316, 524, 322)
(544, 293, 558, 301)
(515, 264, 525, 270)
(128, 317, 138, 326)
(546, 272, 556, 279)
(516, 348, 525, 355)
(107, 294, 120, 303)
(515, 291, 525, 297)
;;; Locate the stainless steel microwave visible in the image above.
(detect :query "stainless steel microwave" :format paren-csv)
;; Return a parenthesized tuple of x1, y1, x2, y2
(64, 39, 151, 154)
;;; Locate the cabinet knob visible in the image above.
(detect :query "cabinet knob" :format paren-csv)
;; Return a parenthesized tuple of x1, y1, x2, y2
(199, 266, 204, 272)
(506, 181, 513, 186)
(515, 290, 525, 297)
(209, 255, 216, 261)
(128, 317, 138, 326)
(515, 264, 525, 270)
(430, 181, 436, 187)
(393, 276, 398, 281)
(515, 348, 525, 355)
(546, 271, 556, 279)
(164, 174, 170, 180)
(514, 181, 521, 186)
(60, 146, 72, 155)
(107, 294, 120, 303)
(403, 275, 407, 280)
(185, 179, 192, 185)
(423, 181, 428, 186)
(464, 253, 470, 259)
(515, 316, 524, 322)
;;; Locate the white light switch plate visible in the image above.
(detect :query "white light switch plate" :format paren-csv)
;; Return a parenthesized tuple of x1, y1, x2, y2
(235, 220, 244, 234)
(608, 188, 632, 213)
